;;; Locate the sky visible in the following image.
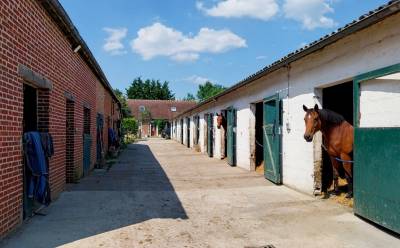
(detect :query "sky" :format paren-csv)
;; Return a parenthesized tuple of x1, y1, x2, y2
(59, 0, 388, 99)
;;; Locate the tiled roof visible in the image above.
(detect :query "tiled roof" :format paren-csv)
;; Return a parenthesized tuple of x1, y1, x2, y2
(175, 0, 400, 119)
(128, 99, 197, 120)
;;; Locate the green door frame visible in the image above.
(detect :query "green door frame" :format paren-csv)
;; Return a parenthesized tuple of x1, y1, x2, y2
(263, 93, 282, 184)
(226, 107, 237, 166)
(353, 63, 400, 234)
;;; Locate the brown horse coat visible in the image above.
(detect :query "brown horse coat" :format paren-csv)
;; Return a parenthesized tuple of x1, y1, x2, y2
(303, 104, 354, 198)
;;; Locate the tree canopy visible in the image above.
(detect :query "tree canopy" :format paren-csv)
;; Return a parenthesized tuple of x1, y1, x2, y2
(114, 89, 131, 118)
(126, 77, 175, 100)
(196, 81, 226, 102)
(183, 93, 196, 101)
(122, 117, 138, 135)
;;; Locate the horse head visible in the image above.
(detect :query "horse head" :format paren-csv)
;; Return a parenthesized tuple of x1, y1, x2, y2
(302, 104, 322, 142)
(216, 113, 225, 129)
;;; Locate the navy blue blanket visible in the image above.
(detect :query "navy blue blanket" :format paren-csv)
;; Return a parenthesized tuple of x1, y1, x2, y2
(23, 132, 51, 206)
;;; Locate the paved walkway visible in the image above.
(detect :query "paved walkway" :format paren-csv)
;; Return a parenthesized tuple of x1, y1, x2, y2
(2, 139, 399, 248)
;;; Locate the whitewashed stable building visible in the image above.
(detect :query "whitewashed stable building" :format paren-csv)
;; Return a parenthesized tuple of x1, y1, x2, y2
(172, 1, 400, 234)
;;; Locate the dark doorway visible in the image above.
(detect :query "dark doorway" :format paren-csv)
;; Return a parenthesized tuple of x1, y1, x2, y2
(23, 85, 37, 132)
(207, 113, 214, 157)
(255, 102, 264, 174)
(23, 84, 38, 219)
(180, 119, 184, 144)
(83, 107, 91, 177)
(96, 113, 104, 167)
(194, 116, 200, 145)
(321, 81, 353, 194)
(186, 117, 190, 148)
(66, 100, 75, 183)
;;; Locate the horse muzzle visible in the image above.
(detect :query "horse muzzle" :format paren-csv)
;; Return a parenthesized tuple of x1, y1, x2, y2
(304, 134, 313, 142)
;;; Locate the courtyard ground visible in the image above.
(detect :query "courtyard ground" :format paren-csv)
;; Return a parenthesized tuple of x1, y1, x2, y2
(1, 138, 399, 248)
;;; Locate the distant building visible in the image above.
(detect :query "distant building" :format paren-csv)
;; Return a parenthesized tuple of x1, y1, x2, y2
(128, 100, 196, 137)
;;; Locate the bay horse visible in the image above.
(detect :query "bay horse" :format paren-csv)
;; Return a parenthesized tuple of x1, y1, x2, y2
(303, 104, 354, 198)
(217, 113, 227, 159)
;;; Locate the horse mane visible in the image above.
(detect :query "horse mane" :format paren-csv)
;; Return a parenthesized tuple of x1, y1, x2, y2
(318, 109, 345, 126)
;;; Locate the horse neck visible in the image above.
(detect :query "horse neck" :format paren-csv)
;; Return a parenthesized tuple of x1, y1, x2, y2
(319, 117, 341, 139)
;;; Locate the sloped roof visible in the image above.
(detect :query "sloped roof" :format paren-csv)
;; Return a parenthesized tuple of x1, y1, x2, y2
(39, 0, 120, 106)
(128, 99, 197, 120)
(175, 0, 400, 119)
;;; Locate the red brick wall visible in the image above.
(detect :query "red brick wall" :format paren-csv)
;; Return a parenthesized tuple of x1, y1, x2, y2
(104, 91, 112, 150)
(0, 0, 102, 237)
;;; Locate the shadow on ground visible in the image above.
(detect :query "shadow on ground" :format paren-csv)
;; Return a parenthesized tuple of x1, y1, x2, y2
(1, 143, 187, 248)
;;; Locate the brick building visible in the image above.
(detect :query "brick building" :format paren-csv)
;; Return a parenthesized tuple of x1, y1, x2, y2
(0, 0, 120, 237)
(128, 99, 196, 137)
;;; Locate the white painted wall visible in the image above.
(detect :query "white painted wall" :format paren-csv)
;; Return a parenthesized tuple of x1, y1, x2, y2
(360, 73, 400, 127)
(173, 12, 400, 194)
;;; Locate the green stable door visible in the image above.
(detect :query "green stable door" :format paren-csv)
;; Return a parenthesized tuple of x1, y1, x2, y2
(353, 63, 400, 234)
(263, 94, 282, 184)
(226, 108, 237, 166)
(83, 134, 92, 176)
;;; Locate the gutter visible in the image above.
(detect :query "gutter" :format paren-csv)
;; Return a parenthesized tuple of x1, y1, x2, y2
(174, 0, 400, 119)
(39, 0, 121, 107)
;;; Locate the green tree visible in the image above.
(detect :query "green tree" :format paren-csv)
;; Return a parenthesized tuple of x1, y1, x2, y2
(183, 93, 196, 101)
(122, 117, 138, 135)
(114, 88, 131, 118)
(153, 119, 167, 133)
(126, 77, 175, 100)
(196, 81, 226, 102)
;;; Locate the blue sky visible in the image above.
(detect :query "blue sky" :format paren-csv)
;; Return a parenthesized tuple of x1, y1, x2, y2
(60, 0, 387, 99)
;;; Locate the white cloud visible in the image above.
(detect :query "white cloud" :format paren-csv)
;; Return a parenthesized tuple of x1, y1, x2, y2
(283, 0, 337, 30)
(131, 22, 246, 61)
(197, 0, 279, 21)
(171, 53, 199, 62)
(256, 55, 267, 60)
(103, 27, 128, 55)
(184, 75, 212, 85)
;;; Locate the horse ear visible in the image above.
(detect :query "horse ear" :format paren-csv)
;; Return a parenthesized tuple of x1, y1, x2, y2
(314, 104, 319, 111)
(303, 105, 308, 112)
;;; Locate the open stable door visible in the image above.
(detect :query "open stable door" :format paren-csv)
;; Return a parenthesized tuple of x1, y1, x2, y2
(226, 108, 237, 166)
(207, 113, 214, 157)
(263, 94, 282, 184)
(353, 64, 400, 234)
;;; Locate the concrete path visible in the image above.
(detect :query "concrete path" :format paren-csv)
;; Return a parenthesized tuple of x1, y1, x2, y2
(2, 138, 399, 248)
